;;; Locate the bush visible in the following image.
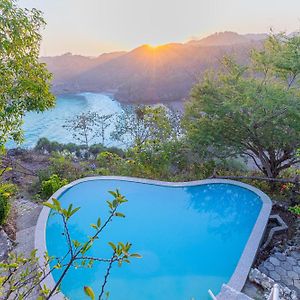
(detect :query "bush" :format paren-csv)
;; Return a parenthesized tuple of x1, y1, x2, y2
(35, 138, 63, 153)
(289, 205, 300, 216)
(97, 151, 124, 172)
(40, 174, 68, 199)
(35, 138, 126, 160)
(216, 158, 248, 172)
(0, 183, 17, 225)
(89, 144, 106, 156)
(49, 153, 82, 181)
(106, 147, 125, 158)
(96, 151, 135, 176)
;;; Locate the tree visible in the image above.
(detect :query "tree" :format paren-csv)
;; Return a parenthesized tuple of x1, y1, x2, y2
(111, 105, 185, 178)
(63, 111, 113, 148)
(97, 114, 114, 146)
(184, 33, 300, 179)
(0, 0, 55, 147)
(111, 106, 152, 149)
(63, 111, 99, 148)
(112, 105, 180, 150)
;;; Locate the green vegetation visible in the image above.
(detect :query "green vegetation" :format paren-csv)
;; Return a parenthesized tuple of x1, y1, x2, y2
(0, 183, 16, 225)
(0, 1, 300, 298)
(0, 191, 141, 299)
(288, 205, 300, 216)
(35, 137, 124, 158)
(184, 33, 300, 179)
(0, 0, 55, 148)
(40, 174, 68, 199)
(63, 111, 114, 149)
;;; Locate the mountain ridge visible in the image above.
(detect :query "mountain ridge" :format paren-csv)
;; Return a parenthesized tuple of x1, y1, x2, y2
(41, 32, 266, 104)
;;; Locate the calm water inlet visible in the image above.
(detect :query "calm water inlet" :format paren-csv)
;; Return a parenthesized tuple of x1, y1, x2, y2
(45, 180, 263, 300)
(7, 93, 123, 149)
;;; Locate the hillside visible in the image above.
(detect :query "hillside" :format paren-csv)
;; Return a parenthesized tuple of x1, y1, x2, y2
(188, 31, 266, 46)
(41, 32, 265, 104)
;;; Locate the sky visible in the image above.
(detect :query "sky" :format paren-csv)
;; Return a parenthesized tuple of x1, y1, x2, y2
(19, 0, 300, 56)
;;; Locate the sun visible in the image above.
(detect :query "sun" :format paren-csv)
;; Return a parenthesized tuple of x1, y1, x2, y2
(145, 43, 162, 50)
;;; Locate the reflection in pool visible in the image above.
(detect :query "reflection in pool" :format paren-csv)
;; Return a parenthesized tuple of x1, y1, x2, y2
(46, 179, 263, 300)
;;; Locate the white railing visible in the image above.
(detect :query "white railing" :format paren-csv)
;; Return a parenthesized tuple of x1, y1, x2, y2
(208, 289, 217, 300)
(208, 284, 280, 300)
(267, 284, 280, 300)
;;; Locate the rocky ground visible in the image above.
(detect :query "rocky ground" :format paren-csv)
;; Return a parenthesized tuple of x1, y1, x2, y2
(242, 203, 300, 300)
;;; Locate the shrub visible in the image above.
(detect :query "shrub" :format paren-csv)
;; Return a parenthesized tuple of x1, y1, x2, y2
(216, 158, 248, 172)
(0, 183, 17, 225)
(289, 205, 300, 216)
(96, 151, 138, 177)
(97, 151, 124, 171)
(40, 174, 68, 199)
(35, 138, 63, 153)
(106, 147, 125, 158)
(89, 144, 106, 156)
(49, 153, 81, 181)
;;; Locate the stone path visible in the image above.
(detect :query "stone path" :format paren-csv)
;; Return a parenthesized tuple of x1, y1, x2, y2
(258, 250, 300, 295)
(0, 198, 41, 261)
(14, 198, 42, 256)
(14, 198, 42, 300)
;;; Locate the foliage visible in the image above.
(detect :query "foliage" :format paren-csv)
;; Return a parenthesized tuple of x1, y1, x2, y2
(40, 174, 68, 199)
(89, 143, 106, 157)
(35, 137, 77, 154)
(0, 249, 50, 300)
(184, 33, 300, 179)
(63, 111, 113, 148)
(288, 205, 300, 216)
(112, 105, 181, 150)
(48, 153, 81, 181)
(0, 0, 55, 148)
(32, 151, 100, 198)
(0, 190, 140, 299)
(97, 114, 114, 146)
(35, 138, 125, 159)
(96, 145, 218, 181)
(0, 183, 16, 225)
(96, 151, 136, 177)
(107, 105, 192, 179)
(63, 111, 99, 148)
(216, 158, 248, 173)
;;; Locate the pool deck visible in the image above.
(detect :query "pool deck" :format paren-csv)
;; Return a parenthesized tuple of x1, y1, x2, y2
(34, 176, 273, 299)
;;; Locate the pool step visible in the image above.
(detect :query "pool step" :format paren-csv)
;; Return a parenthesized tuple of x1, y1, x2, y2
(210, 284, 253, 300)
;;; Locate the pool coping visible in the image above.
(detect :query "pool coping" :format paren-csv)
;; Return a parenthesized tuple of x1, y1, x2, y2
(34, 176, 273, 299)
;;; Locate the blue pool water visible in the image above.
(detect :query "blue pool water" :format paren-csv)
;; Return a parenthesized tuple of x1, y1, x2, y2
(46, 180, 263, 300)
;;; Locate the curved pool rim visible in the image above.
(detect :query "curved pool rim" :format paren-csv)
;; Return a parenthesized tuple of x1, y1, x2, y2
(34, 176, 272, 299)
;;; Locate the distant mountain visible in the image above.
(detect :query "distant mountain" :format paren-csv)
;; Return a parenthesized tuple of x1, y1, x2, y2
(41, 32, 266, 104)
(188, 31, 266, 47)
(41, 51, 126, 84)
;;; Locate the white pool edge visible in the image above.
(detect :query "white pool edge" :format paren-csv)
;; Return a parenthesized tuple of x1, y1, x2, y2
(34, 176, 273, 299)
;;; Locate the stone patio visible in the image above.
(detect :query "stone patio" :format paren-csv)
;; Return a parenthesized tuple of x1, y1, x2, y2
(258, 249, 300, 295)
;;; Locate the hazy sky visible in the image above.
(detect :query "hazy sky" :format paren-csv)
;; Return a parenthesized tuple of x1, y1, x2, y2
(19, 0, 300, 56)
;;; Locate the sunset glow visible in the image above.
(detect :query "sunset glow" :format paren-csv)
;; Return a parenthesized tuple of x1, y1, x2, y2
(145, 44, 163, 50)
(18, 0, 300, 56)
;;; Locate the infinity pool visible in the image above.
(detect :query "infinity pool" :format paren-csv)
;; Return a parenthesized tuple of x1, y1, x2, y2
(42, 178, 270, 300)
